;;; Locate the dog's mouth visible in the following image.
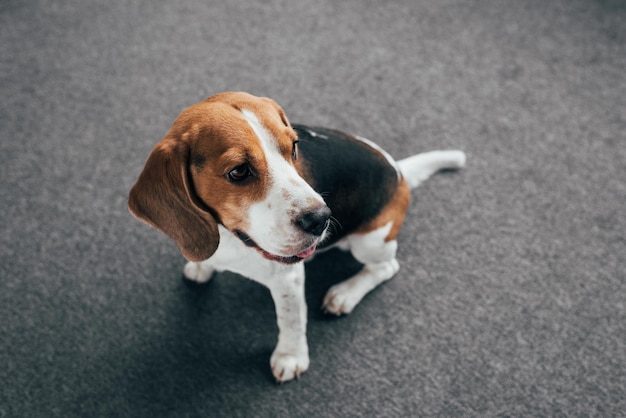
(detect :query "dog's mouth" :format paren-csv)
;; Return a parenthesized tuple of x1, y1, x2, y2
(233, 230, 317, 264)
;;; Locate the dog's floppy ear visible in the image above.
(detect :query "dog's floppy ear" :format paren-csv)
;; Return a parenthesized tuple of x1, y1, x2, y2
(128, 137, 219, 262)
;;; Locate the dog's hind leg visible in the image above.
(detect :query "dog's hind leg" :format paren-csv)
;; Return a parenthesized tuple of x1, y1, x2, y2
(322, 175, 411, 316)
(322, 222, 400, 315)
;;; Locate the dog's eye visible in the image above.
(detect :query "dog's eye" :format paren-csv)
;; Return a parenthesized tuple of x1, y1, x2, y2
(227, 164, 254, 183)
(292, 140, 299, 161)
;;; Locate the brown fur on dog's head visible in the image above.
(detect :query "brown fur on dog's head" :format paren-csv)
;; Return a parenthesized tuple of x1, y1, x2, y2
(128, 92, 301, 261)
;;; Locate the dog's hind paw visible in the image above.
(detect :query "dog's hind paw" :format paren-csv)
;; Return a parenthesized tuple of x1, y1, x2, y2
(322, 284, 361, 316)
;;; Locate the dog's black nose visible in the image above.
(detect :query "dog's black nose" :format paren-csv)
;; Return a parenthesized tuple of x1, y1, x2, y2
(296, 206, 332, 236)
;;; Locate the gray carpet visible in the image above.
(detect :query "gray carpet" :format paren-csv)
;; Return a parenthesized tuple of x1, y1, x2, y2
(2, 0, 625, 416)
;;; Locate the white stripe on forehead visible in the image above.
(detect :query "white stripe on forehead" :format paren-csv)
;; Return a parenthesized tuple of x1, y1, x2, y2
(242, 108, 279, 151)
(239, 108, 327, 256)
(241, 109, 292, 177)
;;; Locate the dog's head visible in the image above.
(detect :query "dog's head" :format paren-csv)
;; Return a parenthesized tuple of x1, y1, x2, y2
(129, 92, 330, 263)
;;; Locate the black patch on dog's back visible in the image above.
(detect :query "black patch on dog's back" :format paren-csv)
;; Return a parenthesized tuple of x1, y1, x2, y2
(293, 125, 399, 247)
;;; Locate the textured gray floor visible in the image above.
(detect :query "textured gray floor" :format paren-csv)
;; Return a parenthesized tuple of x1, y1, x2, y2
(2, 0, 625, 416)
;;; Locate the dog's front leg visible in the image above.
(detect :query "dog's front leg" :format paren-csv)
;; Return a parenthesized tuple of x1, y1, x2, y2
(186, 228, 310, 382)
(183, 259, 216, 283)
(261, 263, 309, 383)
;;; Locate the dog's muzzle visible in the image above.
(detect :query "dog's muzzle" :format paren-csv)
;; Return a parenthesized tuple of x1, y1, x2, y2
(295, 206, 332, 237)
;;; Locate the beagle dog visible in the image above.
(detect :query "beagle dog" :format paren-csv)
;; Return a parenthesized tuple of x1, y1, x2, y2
(129, 92, 465, 382)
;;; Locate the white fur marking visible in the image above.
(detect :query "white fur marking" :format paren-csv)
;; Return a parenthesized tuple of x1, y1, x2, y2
(322, 222, 400, 315)
(184, 226, 310, 382)
(305, 128, 328, 139)
(241, 109, 325, 256)
(398, 150, 466, 189)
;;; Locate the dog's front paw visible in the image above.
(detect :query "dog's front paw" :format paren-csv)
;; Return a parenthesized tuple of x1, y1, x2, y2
(183, 261, 214, 283)
(270, 350, 309, 383)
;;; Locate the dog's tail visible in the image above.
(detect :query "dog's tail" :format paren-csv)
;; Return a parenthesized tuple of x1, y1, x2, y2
(397, 150, 466, 189)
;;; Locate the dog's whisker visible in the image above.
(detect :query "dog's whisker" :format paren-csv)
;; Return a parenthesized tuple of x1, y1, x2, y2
(329, 216, 342, 231)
